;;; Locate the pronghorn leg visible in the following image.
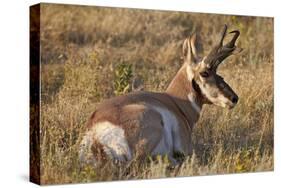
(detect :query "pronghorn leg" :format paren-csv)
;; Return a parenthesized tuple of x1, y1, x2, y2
(168, 155, 179, 166)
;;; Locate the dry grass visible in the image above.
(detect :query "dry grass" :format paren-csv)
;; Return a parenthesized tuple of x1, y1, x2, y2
(37, 3, 273, 185)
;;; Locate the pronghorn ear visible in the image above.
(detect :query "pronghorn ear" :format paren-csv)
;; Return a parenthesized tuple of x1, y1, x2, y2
(182, 33, 199, 64)
(190, 33, 198, 60)
(182, 37, 190, 58)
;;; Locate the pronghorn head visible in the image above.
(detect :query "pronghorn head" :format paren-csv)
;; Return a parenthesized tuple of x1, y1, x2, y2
(183, 25, 242, 109)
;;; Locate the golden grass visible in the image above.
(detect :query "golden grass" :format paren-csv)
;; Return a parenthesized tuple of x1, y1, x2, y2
(37, 3, 273, 185)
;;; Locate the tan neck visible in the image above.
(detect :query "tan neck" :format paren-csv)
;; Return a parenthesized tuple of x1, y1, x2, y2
(165, 64, 203, 127)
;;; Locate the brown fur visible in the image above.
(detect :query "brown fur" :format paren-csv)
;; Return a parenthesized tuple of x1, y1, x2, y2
(83, 27, 241, 163)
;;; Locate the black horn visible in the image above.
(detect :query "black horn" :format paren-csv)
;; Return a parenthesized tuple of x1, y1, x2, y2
(205, 25, 242, 70)
(225, 30, 240, 48)
(205, 25, 228, 66)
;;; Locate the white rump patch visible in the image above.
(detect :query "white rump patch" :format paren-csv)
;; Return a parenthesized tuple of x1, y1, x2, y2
(79, 129, 96, 165)
(188, 93, 201, 113)
(93, 121, 132, 161)
(79, 121, 132, 164)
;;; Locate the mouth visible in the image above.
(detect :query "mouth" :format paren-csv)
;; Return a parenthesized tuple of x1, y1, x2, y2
(228, 105, 234, 109)
(227, 103, 236, 109)
(213, 99, 237, 109)
(217, 101, 236, 109)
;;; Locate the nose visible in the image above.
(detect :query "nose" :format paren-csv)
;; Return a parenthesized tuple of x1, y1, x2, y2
(231, 96, 238, 104)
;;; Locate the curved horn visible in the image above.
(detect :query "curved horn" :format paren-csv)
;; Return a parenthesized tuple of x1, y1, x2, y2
(212, 30, 241, 69)
(204, 25, 241, 70)
(205, 25, 228, 66)
(225, 30, 240, 48)
(219, 24, 228, 46)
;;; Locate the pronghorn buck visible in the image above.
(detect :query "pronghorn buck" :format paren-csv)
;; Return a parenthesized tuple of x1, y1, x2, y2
(79, 25, 242, 166)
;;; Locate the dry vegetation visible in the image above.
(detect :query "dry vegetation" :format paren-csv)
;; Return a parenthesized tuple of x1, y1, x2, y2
(38, 3, 273, 185)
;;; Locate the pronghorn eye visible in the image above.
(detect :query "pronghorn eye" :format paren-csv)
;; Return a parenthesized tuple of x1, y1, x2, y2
(200, 71, 209, 78)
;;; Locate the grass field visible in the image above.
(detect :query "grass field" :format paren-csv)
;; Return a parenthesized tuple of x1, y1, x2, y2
(37, 3, 273, 184)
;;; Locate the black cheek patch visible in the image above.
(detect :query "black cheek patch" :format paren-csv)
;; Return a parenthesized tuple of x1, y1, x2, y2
(192, 79, 201, 95)
(192, 79, 211, 104)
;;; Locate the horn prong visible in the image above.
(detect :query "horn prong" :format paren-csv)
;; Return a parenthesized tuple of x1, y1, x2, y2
(226, 30, 240, 48)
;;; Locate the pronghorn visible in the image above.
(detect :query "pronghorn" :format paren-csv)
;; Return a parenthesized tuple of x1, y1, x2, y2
(79, 25, 242, 166)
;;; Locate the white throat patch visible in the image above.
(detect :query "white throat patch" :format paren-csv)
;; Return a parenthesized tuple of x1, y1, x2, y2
(188, 93, 201, 113)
